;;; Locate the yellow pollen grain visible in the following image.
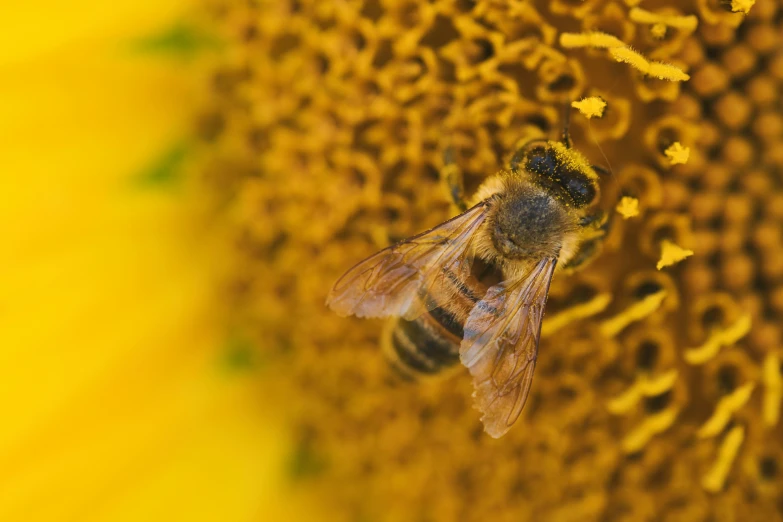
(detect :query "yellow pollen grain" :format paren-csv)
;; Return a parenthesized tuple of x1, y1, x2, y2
(609, 46, 690, 81)
(702, 425, 745, 493)
(541, 293, 612, 337)
(650, 24, 667, 39)
(697, 383, 755, 438)
(607, 370, 679, 414)
(657, 240, 694, 270)
(763, 352, 782, 427)
(629, 8, 699, 32)
(621, 406, 680, 453)
(559, 31, 625, 50)
(572, 97, 607, 119)
(684, 314, 752, 365)
(664, 142, 690, 165)
(731, 0, 756, 14)
(616, 196, 640, 219)
(599, 291, 667, 338)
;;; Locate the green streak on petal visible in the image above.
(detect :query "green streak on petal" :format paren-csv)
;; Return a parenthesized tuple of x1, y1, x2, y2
(134, 142, 189, 188)
(288, 434, 329, 480)
(132, 22, 221, 58)
(222, 335, 261, 372)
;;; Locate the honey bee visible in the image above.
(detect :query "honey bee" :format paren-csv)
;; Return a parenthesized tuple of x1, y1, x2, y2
(326, 118, 607, 438)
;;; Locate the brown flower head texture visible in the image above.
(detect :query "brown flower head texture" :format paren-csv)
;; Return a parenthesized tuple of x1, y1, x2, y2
(198, 0, 783, 520)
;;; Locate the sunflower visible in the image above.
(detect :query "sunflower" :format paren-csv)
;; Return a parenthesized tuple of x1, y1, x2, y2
(4, 0, 783, 521)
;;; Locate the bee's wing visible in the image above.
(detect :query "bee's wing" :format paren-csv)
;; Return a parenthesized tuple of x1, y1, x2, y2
(326, 201, 491, 319)
(460, 256, 557, 438)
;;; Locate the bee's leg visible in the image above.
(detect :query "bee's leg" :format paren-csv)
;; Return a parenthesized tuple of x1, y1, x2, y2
(564, 209, 611, 272)
(441, 146, 468, 212)
(561, 239, 602, 272)
(577, 208, 607, 230)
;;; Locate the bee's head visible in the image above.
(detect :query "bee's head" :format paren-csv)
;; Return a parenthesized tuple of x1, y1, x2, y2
(514, 140, 600, 208)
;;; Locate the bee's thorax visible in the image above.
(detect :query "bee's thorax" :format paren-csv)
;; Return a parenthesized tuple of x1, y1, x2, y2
(490, 187, 573, 261)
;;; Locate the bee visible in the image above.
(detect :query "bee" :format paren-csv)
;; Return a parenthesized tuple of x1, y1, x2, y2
(326, 116, 607, 438)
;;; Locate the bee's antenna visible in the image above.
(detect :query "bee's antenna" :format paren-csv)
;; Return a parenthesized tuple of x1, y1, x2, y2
(586, 119, 618, 189)
(561, 102, 572, 149)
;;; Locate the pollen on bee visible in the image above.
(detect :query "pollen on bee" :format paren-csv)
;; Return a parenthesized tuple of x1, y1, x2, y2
(664, 142, 690, 165)
(656, 239, 693, 270)
(702, 425, 745, 493)
(684, 313, 752, 365)
(571, 96, 606, 119)
(616, 196, 640, 219)
(609, 46, 690, 81)
(697, 382, 755, 438)
(628, 8, 699, 32)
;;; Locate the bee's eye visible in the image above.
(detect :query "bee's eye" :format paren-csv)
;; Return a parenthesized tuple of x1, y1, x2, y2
(561, 170, 597, 207)
(522, 143, 598, 207)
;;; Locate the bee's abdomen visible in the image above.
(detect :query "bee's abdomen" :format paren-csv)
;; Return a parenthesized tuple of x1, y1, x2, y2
(382, 263, 496, 380)
(384, 314, 461, 380)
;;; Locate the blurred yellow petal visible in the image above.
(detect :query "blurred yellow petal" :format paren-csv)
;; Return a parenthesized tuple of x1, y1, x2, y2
(0, 2, 193, 66)
(0, 2, 304, 521)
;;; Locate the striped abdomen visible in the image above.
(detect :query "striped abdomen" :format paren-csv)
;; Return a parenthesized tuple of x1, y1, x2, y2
(383, 260, 498, 380)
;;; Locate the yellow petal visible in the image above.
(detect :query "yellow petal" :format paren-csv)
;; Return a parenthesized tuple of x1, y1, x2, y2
(0, 4, 306, 521)
(0, 1, 194, 67)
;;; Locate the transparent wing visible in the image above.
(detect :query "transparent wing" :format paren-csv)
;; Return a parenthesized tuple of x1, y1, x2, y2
(460, 256, 557, 438)
(326, 201, 491, 319)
